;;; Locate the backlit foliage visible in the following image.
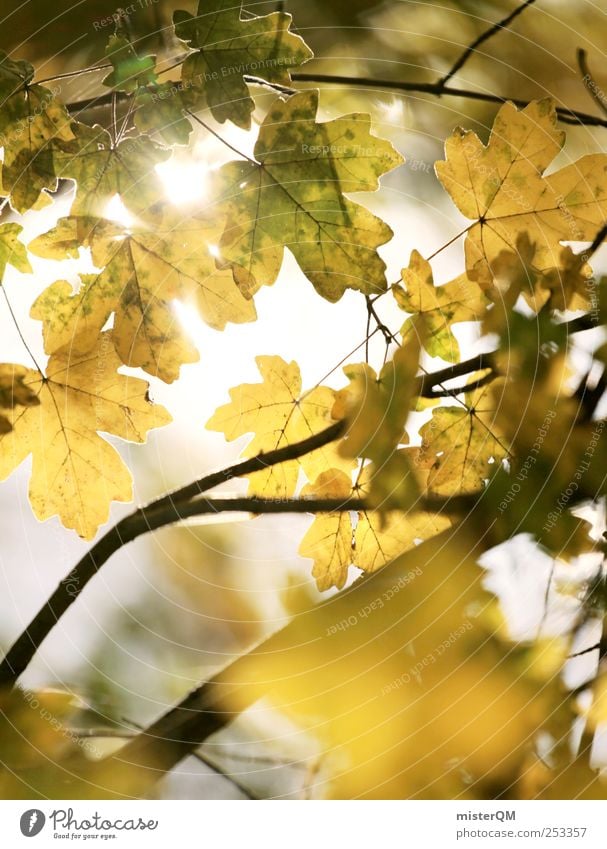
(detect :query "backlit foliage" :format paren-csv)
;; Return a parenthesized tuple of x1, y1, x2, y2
(0, 7, 607, 802)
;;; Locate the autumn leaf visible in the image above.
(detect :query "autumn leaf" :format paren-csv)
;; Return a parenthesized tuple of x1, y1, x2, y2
(353, 464, 451, 574)
(418, 378, 508, 496)
(332, 341, 422, 509)
(436, 98, 607, 305)
(216, 90, 404, 301)
(207, 355, 354, 497)
(173, 0, 313, 129)
(394, 250, 487, 362)
(29, 211, 255, 382)
(490, 234, 594, 313)
(102, 35, 156, 93)
(0, 333, 171, 538)
(0, 222, 31, 278)
(299, 469, 354, 590)
(299, 465, 450, 590)
(0, 51, 74, 212)
(53, 122, 169, 218)
(134, 83, 193, 146)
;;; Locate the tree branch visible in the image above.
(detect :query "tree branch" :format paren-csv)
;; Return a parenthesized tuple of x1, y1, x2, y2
(0, 422, 348, 688)
(156, 420, 345, 507)
(437, 0, 538, 90)
(416, 353, 495, 396)
(64, 74, 607, 130)
(290, 74, 607, 128)
(104, 514, 490, 786)
(3, 317, 601, 692)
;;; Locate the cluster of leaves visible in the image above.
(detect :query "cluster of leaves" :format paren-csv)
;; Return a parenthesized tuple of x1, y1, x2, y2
(1, 0, 607, 801)
(0, 2, 405, 538)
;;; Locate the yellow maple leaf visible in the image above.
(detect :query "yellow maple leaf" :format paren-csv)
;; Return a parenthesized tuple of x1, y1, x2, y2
(335, 341, 420, 462)
(299, 465, 450, 590)
(394, 250, 487, 362)
(418, 378, 508, 496)
(436, 99, 607, 303)
(332, 341, 422, 508)
(207, 356, 354, 497)
(0, 333, 171, 538)
(29, 212, 255, 383)
(299, 469, 354, 591)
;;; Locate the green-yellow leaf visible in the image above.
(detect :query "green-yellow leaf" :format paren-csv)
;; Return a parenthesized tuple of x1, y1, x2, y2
(0, 333, 171, 538)
(29, 212, 255, 383)
(102, 35, 156, 93)
(216, 90, 404, 301)
(53, 123, 168, 218)
(134, 84, 193, 146)
(0, 222, 32, 278)
(0, 51, 74, 212)
(394, 250, 486, 362)
(174, 0, 313, 129)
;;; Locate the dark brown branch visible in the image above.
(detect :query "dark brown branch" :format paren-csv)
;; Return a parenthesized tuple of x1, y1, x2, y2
(426, 370, 496, 399)
(416, 352, 495, 396)
(105, 514, 490, 784)
(290, 73, 607, 128)
(0, 422, 347, 688)
(157, 420, 345, 507)
(64, 73, 607, 130)
(437, 0, 538, 90)
(365, 296, 396, 344)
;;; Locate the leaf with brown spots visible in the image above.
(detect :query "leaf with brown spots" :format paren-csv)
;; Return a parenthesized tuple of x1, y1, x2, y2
(216, 90, 404, 301)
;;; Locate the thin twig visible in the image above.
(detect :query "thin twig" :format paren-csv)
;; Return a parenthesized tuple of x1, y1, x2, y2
(1, 288, 44, 377)
(437, 0, 538, 90)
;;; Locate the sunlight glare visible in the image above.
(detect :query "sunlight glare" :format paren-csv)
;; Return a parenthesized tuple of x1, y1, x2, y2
(104, 194, 135, 228)
(156, 158, 211, 207)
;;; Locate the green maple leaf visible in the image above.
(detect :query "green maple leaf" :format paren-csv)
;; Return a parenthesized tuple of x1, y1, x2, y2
(102, 35, 157, 93)
(216, 90, 404, 302)
(174, 0, 313, 129)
